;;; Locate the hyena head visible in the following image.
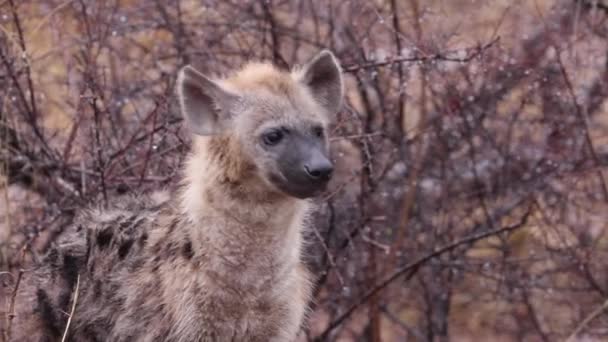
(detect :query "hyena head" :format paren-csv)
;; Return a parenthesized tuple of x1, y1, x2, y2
(177, 50, 344, 199)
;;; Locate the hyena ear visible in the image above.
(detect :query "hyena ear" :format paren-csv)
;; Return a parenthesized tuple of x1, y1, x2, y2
(177, 65, 239, 136)
(297, 50, 344, 114)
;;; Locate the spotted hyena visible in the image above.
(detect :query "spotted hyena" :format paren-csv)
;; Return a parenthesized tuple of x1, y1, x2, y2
(8, 50, 344, 342)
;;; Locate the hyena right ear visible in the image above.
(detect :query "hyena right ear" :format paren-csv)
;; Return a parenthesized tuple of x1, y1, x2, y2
(297, 50, 344, 115)
(177, 65, 239, 136)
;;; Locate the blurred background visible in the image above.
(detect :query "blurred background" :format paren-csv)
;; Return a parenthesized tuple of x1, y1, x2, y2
(1, 0, 608, 341)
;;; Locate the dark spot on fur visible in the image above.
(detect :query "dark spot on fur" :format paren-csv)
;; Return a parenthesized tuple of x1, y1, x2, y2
(255, 300, 272, 315)
(151, 255, 161, 273)
(83, 323, 104, 342)
(94, 281, 103, 297)
(106, 283, 120, 300)
(132, 217, 145, 230)
(116, 183, 129, 194)
(166, 218, 179, 237)
(36, 288, 62, 338)
(76, 225, 83, 232)
(85, 230, 93, 263)
(46, 247, 59, 265)
(97, 227, 113, 249)
(164, 241, 180, 260)
(182, 241, 194, 260)
(118, 239, 134, 260)
(58, 290, 71, 311)
(113, 295, 126, 308)
(151, 240, 163, 255)
(62, 254, 79, 288)
(129, 257, 145, 272)
(139, 232, 148, 247)
(119, 217, 135, 231)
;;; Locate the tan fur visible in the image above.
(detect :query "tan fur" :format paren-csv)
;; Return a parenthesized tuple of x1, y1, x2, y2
(9, 51, 342, 341)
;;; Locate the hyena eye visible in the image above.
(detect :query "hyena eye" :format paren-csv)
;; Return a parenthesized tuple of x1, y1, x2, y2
(262, 130, 284, 146)
(312, 126, 324, 138)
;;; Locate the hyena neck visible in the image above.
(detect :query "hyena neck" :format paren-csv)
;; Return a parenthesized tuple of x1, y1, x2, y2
(180, 137, 308, 273)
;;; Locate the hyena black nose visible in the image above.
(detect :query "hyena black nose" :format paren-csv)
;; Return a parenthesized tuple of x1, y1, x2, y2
(304, 160, 334, 181)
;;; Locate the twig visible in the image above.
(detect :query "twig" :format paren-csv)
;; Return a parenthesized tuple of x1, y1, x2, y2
(1, 91, 11, 269)
(566, 299, 608, 342)
(261, 0, 288, 69)
(8, 0, 40, 137)
(342, 36, 500, 72)
(329, 131, 384, 141)
(61, 274, 80, 342)
(4, 246, 26, 342)
(90, 97, 107, 205)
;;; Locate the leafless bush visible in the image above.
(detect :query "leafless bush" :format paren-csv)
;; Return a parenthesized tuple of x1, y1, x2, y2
(2, 0, 608, 341)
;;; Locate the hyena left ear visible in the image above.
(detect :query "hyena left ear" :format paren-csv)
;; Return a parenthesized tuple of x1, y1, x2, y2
(297, 50, 344, 114)
(176, 65, 239, 136)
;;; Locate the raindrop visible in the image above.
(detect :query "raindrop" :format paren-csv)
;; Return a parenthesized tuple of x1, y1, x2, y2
(119, 15, 127, 23)
(467, 95, 475, 102)
(112, 30, 118, 36)
(483, 262, 491, 271)
(10, 96, 17, 102)
(1, 14, 8, 21)
(152, 145, 158, 151)
(342, 286, 351, 296)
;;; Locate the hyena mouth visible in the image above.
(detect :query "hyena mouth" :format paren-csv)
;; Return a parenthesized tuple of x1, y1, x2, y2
(268, 172, 328, 199)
